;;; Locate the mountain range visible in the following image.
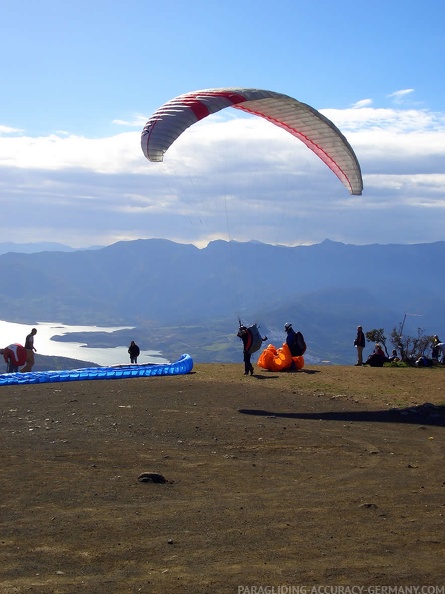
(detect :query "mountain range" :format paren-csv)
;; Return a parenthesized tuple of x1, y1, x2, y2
(0, 238, 443, 365)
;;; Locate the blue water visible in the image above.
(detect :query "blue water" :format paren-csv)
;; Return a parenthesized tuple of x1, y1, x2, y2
(0, 320, 168, 367)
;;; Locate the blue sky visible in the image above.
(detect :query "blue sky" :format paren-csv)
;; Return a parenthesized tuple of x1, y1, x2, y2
(1, 0, 445, 248)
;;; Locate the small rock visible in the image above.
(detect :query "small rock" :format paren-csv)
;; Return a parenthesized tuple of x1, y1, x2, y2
(137, 472, 168, 484)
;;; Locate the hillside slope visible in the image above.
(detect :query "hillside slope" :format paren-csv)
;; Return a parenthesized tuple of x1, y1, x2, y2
(1, 238, 444, 364)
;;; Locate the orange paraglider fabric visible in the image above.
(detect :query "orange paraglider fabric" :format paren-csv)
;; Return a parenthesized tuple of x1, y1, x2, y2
(257, 344, 277, 369)
(258, 343, 304, 372)
(292, 355, 305, 370)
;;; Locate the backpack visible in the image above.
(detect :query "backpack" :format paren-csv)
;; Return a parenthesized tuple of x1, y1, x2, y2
(293, 331, 307, 357)
(246, 324, 263, 355)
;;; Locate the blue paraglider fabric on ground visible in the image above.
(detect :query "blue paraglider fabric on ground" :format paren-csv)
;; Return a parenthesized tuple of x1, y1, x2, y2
(0, 354, 193, 386)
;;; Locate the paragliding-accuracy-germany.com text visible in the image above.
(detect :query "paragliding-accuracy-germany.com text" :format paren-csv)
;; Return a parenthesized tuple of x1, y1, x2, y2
(237, 587, 445, 594)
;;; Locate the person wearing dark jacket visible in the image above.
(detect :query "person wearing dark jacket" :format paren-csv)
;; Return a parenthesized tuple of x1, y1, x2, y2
(284, 322, 299, 357)
(354, 325, 366, 366)
(237, 325, 267, 376)
(21, 328, 37, 372)
(128, 341, 140, 364)
(237, 326, 255, 376)
(432, 335, 441, 361)
(364, 343, 386, 367)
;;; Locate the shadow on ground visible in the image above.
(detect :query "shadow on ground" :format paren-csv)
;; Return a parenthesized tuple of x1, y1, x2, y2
(239, 403, 445, 427)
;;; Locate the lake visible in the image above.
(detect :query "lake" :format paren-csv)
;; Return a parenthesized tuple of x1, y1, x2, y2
(0, 320, 169, 367)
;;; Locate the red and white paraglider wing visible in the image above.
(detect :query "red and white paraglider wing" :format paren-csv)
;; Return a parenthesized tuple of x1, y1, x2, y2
(141, 87, 363, 196)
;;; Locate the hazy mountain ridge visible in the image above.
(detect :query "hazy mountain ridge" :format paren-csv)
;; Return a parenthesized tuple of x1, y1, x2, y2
(0, 242, 75, 255)
(0, 238, 443, 364)
(0, 241, 103, 255)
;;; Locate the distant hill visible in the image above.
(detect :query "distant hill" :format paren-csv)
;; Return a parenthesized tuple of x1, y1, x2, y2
(0, 242, 103, 255)
(0, 238, 443, 364)
(32, 354, 99, 372)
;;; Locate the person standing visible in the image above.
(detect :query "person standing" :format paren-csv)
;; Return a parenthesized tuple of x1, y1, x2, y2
(21, 328, 37, 372)
(284, 323, 296, 354)
(237, 324, 267, 376)
(284, 323, 307, 370)
(128, 340, 140, 364)
(354, 325, 366, 366)
(435, 342, 445, 364)
(237, 325, 255, 376)
(431, 335, 441, 361)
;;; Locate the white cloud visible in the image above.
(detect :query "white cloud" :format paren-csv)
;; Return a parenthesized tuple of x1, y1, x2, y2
(0, 125, 23, 135)
(112, 114, 149, 128)
(387, 89, 415, 104)
(322, 106, 444, 133)
(1, 105, 445, 248)
(0, 132, 144, 173)
(352, 99, 373, 109)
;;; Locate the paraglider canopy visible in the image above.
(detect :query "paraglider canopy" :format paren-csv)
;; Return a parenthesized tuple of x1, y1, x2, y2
(141, 87, 363, 196)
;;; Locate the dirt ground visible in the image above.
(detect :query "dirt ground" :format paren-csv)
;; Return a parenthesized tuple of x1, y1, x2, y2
(1, 362, 445, 593)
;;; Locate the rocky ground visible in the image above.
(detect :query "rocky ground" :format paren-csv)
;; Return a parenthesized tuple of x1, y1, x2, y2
(1, 362, 445, 593)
